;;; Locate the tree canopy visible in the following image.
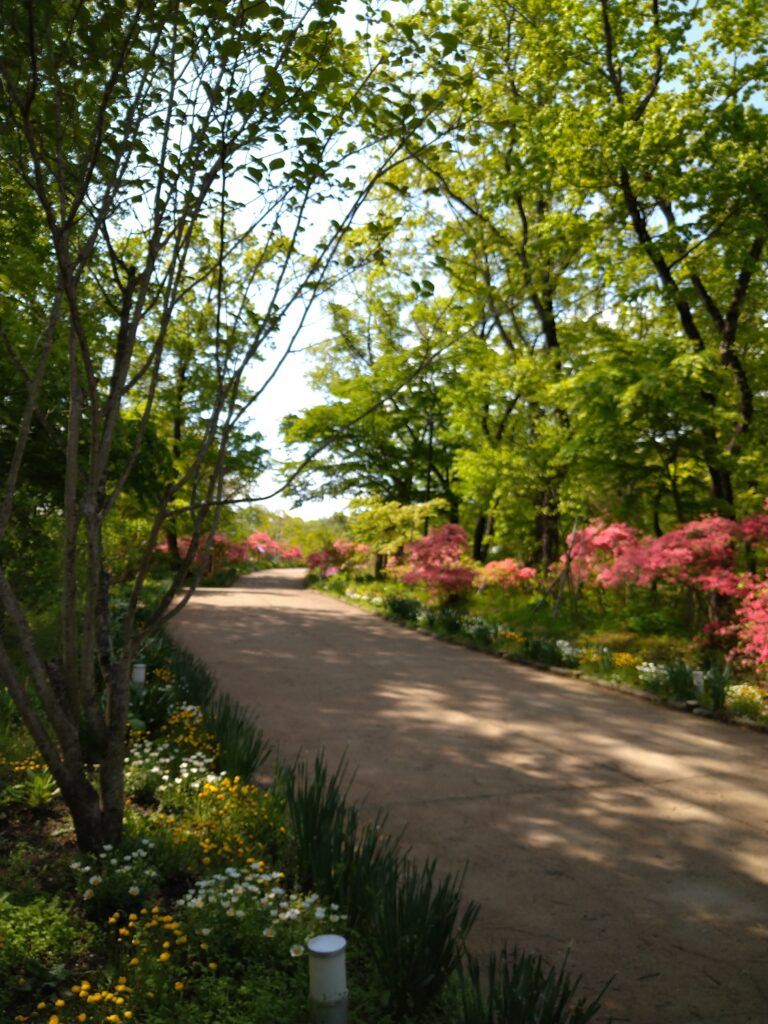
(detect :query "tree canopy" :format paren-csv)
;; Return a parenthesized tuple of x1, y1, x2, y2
(282, 0, 768, 560)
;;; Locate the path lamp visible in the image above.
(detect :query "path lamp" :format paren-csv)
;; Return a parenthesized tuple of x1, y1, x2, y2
(131, 662, 146, 687)
(307, 934, 348, 1024)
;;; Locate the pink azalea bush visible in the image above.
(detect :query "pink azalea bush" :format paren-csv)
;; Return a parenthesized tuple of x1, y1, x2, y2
(477, 558, 537, 590)
(157, 530, 302, 574)
(398, 524, 477, 604)
(246, 531, 303, 562)
(306, 539, 370, 577)
(565, 502, 768, 677)
(731, 581, 768, 671)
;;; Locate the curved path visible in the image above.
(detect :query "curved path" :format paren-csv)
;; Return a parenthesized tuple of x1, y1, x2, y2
(168, 569, 768, 1024)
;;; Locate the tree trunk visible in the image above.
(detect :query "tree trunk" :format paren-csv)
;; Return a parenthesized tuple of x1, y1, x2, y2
(472, 514, 493, 562)
(532, 499, 559, 568)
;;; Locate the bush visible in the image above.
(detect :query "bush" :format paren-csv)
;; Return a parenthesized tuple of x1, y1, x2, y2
(725, 683, 767, 721)
(0, 894, 96, 1016)
(455, 946, 607, 1024)
(523, 637, 579, 668)
(279, 753, 401, 927)
(384, 594, 423, 622)
(367, 857, 479, 1019)
(203, 692, 272, 780)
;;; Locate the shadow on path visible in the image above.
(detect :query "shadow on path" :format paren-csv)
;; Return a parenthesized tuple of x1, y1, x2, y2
(169, 569, 768, 1024)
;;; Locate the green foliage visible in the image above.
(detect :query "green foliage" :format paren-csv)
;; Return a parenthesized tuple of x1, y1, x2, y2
(203, 693, 272, 781)
(369, 858, 479, 1019)
(350, 497, 450, 555)
(455, 947, 607, 1024)
(384, 594, 424, 622)
(704, 662, 732, 713)
(143, 631, 217, 710)
(0, 894, 95, 1016)
(423, 606, 465, 634)
(279, 753, 401, 926)
(664, 662, 697, 702)
(0, 769, 60, 811)
(522, 637, 579, 669)
(725, 683, 768, 722)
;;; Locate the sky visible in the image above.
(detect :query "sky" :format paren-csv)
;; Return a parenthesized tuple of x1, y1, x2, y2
(245, 316, 350, 522)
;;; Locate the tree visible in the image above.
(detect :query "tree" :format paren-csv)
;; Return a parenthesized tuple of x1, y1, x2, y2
(0, 0, 409, 850)
(281, 261, 463, 513)
(338, 0, 768, 559)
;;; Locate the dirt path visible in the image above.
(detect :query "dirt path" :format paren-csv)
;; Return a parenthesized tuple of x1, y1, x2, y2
(168, 568, 768, 1024)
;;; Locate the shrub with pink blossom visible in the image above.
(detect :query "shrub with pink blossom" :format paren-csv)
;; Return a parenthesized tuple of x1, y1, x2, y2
(306, 539, 370, 577)
(476, 558, 538, 591)
(247, 531, 303, 563)
(398, 524, 477, 605)
(731, 580, 768, 674)
(566, 516, 742, 594)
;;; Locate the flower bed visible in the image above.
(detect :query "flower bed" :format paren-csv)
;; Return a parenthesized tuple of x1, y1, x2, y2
(0, 637, 607, 1024)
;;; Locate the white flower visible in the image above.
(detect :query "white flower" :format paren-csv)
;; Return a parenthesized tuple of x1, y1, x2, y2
(289, 944, 304, 958)
(129, 886, 140, 896)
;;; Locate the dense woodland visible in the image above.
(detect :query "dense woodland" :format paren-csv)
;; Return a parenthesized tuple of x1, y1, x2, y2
(1, 0, 767, 844)
(282, 0, 768, 565)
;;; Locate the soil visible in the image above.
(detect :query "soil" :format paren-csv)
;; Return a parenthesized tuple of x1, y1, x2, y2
(168, 568, 768, 1024)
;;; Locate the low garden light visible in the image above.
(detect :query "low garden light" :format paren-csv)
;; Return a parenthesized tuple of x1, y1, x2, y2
(131, 663, 146, 686)
(307, 934, 348, 1024)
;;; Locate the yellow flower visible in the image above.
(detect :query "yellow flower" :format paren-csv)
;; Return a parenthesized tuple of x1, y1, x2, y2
(158, 952, 171, 962)
(614, 651, 641, 668)
(174, 981, 184, 991)
(48, 1016, 59, 1024)
(208, 962, 218, 971)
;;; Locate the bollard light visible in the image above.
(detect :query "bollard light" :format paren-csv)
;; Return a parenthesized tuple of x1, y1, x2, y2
(131, 662, 146, 686)
(307, 934, 348, 1024)
(692, 670, 705, 695)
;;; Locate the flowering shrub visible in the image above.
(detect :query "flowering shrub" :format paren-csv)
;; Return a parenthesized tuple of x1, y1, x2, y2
(306, 539, 370, 577)
(565, 516, 741, 592)
(562, 506, 768, 675)
(72, 839, 160, 916)
(732, 581, 768, 671)
(176, 861, 344, 965)
(398, 524, 477, 604)
(246, 531, 303, 563)
(724, 683, 768, 721)
(156, 530, 302, 577)
(476, 558, 538, 590)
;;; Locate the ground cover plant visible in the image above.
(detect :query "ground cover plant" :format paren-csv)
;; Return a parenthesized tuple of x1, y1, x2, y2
(0, 635, 607, 1024)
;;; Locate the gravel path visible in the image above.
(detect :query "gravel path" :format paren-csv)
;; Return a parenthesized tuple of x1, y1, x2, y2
(168, 568, 768, 1024)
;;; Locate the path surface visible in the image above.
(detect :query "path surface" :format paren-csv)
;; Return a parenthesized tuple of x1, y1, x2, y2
(168, 569, 768, 1024)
